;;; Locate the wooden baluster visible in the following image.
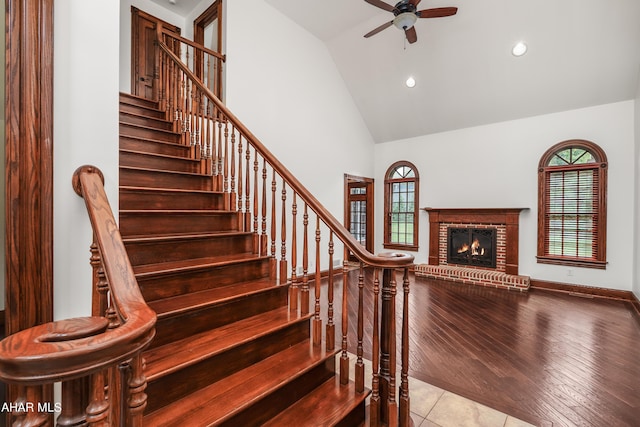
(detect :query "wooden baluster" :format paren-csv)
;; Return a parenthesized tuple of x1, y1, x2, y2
(215, 120, 226, 190)
(224, 115, 231, 198)
(290, 192, 298, 312)
(57, 377, 89, 427)
(300, 203, 310, 315)
(86, 370, 109, 427)
(370, 268, 381, 427)
(312, 215, 321, 343)
(90, 240, 107, 318)
(193, 89, 202, 154)
(326, 232, 335, 351)
(270, 169, 277, 279)
(340, 248, 349, 385)
(244, 143, 251, 231)
(253, 150, 260, 253)
(236, 135, 244, 228)
(229, 128, 237, 211)
(279, 178, 288, 284)
(380, 268, 398, 426)
(356, 262, 365, 393)
(184, 79, 192, 147)
(12, 386, 49, 426)
(260, 159, 268, 256)
(217, 116, 225, 190)
(399, 267, 411, 426)
(126, 355, 148, 427)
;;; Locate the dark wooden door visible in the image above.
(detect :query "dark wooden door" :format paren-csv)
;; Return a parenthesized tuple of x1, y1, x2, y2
(344, 175, 374, 259)
(131, 7, 180, 100)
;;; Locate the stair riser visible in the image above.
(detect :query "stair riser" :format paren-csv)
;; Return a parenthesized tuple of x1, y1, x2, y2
(120, 112, 174, 131)
(125, 234, 254, 266)
(120, 212, 237, 236)
(120, 190, 224, 211)
(150, 286, 288, 349)
(120, 137, 191, 157)
(120, 168, 213, 191)
(120, 122, 181, 144)
(138, 258, 271, 301)
(145, 319, 310, 414)
(120, 151, 201, 174)
(119, 102, 166, 120)
(222, 357, 336, 427)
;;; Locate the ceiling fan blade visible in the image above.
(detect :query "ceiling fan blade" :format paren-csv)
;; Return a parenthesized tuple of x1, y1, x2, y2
(405, 26, 418, 44)
(364, 0, 395, 12)
(417, 7, 458, 18)
(409, 0, 423, 6)
(364, 20, 394, 38)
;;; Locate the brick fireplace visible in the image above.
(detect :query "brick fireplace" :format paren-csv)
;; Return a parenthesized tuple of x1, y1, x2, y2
(415, 208, 530, 291)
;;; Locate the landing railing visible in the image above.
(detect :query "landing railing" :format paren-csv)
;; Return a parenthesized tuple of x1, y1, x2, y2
(157, 35, 415, 426)
(0, 166, 156, 426)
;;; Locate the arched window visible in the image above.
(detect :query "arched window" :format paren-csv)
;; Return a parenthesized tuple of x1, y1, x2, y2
(384, 161, 419, 251)
(537, 140, 607, 269)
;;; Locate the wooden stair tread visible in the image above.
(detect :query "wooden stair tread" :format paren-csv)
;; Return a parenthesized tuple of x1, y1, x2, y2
(148, 278, 281, 318)
(143, 341, 334, 426)
(120, 148, 201, 163)
(120, 185, 223, 196)
(123, 230, 251, 244)
(144, 306, 310, 380)
(120, 134, 189, 148)
(133, 253, 270, 276)
(263, 377, 369, 427)
(120, 120, 180, 135)
(120, 165, 211, 178)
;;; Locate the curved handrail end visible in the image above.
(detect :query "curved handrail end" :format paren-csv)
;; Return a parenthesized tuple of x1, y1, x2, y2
(72, 165, 105, 197)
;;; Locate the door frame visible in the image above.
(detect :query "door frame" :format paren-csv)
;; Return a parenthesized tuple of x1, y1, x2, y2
(193, 0, 224, 99)
(344, 174, 374, 257)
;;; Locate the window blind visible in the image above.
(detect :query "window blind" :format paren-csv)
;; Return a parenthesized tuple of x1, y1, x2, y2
(544, 167, 599, 259)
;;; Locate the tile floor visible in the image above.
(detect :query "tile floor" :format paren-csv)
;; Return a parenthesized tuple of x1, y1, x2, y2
(346, 354, 535, 427)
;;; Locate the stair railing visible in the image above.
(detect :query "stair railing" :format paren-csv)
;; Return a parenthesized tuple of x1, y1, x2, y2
(158, 36, 415, 427)
(0, 165, 156, 426)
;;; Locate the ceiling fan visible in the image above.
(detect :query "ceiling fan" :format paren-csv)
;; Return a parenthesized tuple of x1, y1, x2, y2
(363, 0, 458, 44)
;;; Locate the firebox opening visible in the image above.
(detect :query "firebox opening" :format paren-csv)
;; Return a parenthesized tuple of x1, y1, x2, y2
(447, 227, 497, 268)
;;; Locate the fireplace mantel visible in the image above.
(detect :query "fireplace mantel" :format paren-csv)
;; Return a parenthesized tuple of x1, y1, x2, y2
(422, 208, 528, 275)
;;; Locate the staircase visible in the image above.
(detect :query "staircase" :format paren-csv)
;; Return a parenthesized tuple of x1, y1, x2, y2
(118, 93, 369, 426)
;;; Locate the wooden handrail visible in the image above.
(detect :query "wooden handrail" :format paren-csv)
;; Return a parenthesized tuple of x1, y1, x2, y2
(161, 28, 226, 61)
(158, 41, 414, 269)
(0, 166, 156, 384)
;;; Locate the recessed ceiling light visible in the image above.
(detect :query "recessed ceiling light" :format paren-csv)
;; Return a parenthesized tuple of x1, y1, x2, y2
(405, 76, 416, 88)
(512, 41, 528, 57)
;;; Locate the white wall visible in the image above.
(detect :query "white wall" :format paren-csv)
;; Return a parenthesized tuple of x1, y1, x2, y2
(375, 101, 636, 291)
(224, 0, 376, 224)
(53, 1, 120, 319)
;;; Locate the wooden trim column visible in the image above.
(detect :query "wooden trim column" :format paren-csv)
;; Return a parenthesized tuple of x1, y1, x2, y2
(5, 0, 54, 422)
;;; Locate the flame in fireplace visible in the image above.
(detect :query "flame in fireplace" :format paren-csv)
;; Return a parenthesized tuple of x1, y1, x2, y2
(471, 238, 485, 256)
(457, 239, 485, 256)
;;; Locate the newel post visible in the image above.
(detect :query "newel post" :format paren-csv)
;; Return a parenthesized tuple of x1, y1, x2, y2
(379, 268, 398, 426)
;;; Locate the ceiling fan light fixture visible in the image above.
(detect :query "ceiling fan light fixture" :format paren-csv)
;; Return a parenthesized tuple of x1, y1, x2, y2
(393, 12, 418, 30)
(512, 41, 528, 57)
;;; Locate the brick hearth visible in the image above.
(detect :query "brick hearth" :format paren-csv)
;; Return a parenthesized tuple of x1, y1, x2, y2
(417, 208, 530, 291)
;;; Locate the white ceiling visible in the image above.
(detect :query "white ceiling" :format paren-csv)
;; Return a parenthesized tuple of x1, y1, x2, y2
(154, 0, 640, 143)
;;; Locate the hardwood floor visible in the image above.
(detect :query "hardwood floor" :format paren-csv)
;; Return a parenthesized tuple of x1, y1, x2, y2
(334, 269, 640, 426)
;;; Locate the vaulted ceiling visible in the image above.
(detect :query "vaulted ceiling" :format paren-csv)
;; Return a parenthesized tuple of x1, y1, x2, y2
(152, 0, 640, 143)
